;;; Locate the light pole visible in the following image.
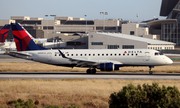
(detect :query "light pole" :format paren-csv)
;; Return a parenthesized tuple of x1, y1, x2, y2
(85, 15, 87, 34)
(100, 12, 108, 32)
(136, 14, 139, 36)
(50, 15, 56, 47)
(136, 14, 139, 23)
(45, 15, 48, 39)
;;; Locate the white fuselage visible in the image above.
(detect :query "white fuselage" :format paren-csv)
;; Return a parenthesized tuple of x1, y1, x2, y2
(18, 49, 173, 67)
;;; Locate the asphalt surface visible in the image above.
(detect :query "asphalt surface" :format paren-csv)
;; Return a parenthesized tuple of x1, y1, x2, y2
(0, 72, 180, 80)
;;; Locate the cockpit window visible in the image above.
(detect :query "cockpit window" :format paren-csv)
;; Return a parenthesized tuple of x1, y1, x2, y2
(159, 52, 163, 55)
(155, 52, 163, 56)
(155, 52, 159, 55)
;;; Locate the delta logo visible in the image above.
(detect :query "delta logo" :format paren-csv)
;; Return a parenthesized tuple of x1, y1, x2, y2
(124, 51, 142, 53)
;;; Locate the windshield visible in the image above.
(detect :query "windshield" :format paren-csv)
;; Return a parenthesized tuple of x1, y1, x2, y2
(155, 52, 163, 56)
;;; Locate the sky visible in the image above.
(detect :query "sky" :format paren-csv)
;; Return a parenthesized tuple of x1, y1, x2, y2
(0, 0, 165, 22)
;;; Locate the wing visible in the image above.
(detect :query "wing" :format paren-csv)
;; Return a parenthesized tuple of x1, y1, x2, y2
(58, 49, 123, 67)
(58, 49, 99, 67)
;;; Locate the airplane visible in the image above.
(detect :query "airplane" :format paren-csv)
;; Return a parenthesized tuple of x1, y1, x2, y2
(9, 23, 173, 74)
(0, 24, 10, 43)
(0, 23, 61, 51)
(0, 24, 16, 50)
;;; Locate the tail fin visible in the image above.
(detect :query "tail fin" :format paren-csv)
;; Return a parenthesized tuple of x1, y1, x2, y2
(0, 24, 10, 43)
(11, 23, 47, 51)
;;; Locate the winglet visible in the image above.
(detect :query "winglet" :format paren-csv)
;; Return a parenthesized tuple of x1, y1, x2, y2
(58, 49, 67, 58)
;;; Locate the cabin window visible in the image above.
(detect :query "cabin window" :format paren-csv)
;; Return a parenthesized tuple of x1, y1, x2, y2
(85, 54, 87, 56)
(59, 54, 61, 56)
(114, 54, 117, 56)
(89, 54, 91, 56)
(76, 54, 78, 56)
(131, 54, 133, 56)
(67, 54, 69, 56)
(55, 54, 57, 56)
(119, 54, 121, 56)
(80, 54, 82, 56)
(110, 54, 112, 56)
(71, 54, 73, 56)
(93, 54, 95, 56)
(127, 54, 129, 56)
(98, 54, 100, 56)
(123, 54, 125, 56)
(102, 54, 104, 56)
(136, 54, 138, 56)
(106, 54, 108, 56)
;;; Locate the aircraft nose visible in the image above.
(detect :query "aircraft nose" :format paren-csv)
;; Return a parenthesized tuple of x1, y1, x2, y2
(166, 58, 173, 65)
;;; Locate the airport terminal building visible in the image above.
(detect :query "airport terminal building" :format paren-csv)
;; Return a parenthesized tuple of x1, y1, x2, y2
(88, 32, 175, 50)
(148, 0, 180, 47)
(0, 16, 176, 50)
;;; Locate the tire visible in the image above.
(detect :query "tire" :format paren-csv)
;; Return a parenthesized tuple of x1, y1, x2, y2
(92, 69, 96, 74)
(149, 71, 153, 75)
(86, 69, 91, 74)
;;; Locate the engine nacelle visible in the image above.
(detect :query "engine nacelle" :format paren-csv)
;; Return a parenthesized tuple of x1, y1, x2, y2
(99, 63, 114, 71)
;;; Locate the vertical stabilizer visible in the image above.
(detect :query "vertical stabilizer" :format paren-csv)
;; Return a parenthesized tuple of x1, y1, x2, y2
(11, 23, 47, 51)
(0, 24, 10, 43)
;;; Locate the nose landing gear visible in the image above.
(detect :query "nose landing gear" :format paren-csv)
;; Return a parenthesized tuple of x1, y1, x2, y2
(149, 66, 154, 74)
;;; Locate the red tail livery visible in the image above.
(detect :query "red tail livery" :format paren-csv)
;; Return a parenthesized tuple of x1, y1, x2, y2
(0, 24, 10, 43)
(11, 23, 47, 51)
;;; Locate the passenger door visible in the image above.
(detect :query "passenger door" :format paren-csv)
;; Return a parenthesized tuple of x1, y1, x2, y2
(144, 52, 150, 61)
(47, 52, 52, 62)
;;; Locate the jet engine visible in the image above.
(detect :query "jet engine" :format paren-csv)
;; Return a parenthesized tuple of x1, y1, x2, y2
(99, 63, 114, 71)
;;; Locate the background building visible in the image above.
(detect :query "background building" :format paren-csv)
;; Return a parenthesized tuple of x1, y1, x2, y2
(147, 0, 180, 48)
(88, 32, 175, 50)
(0, 16, 126, 49)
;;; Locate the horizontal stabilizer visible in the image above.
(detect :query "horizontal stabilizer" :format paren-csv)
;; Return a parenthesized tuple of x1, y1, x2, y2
(8, 51, 32, 58)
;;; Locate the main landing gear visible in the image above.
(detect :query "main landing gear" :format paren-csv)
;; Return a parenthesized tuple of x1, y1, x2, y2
(149, 66, 154, 74)
(86, 68, 96, 74)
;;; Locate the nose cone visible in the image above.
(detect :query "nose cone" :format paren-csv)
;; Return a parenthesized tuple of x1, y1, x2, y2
(166, 58, 173, 65)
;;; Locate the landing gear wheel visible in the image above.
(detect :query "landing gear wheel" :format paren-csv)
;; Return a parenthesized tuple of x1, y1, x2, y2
(92, 69, 96, 74)
(149, 66, 154, 75)
(149, 71, 153, 75)
(86, 69, 91, 74)
(86, 69, 96, 74)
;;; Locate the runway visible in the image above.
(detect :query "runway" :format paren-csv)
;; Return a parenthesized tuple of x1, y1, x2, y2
(0, 72, 180, 80)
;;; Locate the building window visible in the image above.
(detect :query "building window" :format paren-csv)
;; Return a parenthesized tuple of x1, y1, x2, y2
(130, 31, 135, 35)
(91, 42, 103, 45)
(122, 45, 134, 49)
(108, 45, 119, 49)
(43, 26, 54, 30)
(67, 42, 83, 45)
